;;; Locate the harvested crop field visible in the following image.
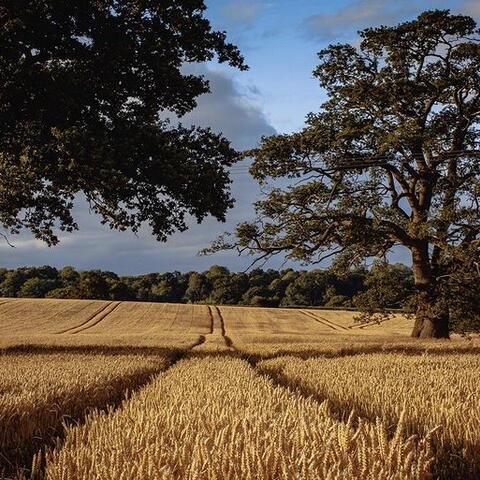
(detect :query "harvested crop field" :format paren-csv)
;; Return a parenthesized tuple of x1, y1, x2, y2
(0, 298, 478, 479)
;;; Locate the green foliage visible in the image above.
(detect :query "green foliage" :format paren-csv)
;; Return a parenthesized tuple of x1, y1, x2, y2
(46, 286, 80, 300)
(0, 264, 362, 308)
(76, 271, 111, 300)
(208, 10, 480, 337)
(435, 247, 480, 334)
(59, 266, 80, 286)
(205, 265, 231, 280)
(150, 272, 186, 303)
(125, 273, 161, 302)
(18, 278, 59, 298)
(0, 268, 7, 284)
(109, 281, 133, 301)
(184, 273, 211, 303)
(0, 271, 25, 297)
(283, 270, 331, 306)
(242, 286, 270, 305)
(249, 295, 280, 307)
(0, 0, 246, 245)
(324, 295, 351, 308)
(268, 271, 298, 298)
(0, 265, 59, 297)
(206, 269, 249, 305)
(353, 262, 414, 311)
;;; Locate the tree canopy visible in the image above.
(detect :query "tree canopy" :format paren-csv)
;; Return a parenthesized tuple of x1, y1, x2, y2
(209, 10, 480, 338)
(0, 0, 246, 245)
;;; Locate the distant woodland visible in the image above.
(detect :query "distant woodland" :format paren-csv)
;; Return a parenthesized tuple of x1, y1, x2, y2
(0, 263, 418, 310)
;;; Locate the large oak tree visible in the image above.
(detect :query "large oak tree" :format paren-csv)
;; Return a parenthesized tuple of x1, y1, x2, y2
(210, 10, 480, 338)
(0, 0, 246, 245)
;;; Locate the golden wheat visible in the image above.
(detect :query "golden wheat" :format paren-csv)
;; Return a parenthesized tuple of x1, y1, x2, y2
(219, 305, 412, 337)
(0, 333, 203, 350)
(79, 302, 211, 335)
(219, 305, 338, 335)
(0, 298, 109, 335)
(231, 334, 480, 358)
(1, 298, 477, 479)
(43, 356, 434, 480)
(0, 352, 170, 475)
(0, 298, 417, 349)
(257, 352, 480, 479)
(0, 298, 211, 349)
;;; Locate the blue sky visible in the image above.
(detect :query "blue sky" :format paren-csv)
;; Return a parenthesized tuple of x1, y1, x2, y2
(1, 0, 479, 274)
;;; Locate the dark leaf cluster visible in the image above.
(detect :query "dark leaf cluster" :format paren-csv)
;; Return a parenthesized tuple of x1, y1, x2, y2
(0, 0, 246, 244)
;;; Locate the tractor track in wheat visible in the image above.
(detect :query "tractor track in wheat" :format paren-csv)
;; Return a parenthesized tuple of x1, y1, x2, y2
(300, 309, 349, 331)
(56, 301, 121, 335)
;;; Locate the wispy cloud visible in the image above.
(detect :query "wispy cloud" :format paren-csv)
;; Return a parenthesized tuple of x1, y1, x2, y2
(459, 0, 480, 18)
(221, 1, 271, 27)
(0, 236, 75, 250)
(302, 0, 444, 42)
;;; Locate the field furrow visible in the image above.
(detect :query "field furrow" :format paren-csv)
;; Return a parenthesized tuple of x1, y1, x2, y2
(56, 301, 120, 334)
(192, 306, 232, 352)
(219, 306, 335, 344)
(0, 352, 171, 477)
(300, 310, 348, 331)
(257, 353, 480, 479)
(79, 302, 211, 335)
(0, 299, 110, 335)
(300, 310, 347, 331)
(43, 356, 434, 480)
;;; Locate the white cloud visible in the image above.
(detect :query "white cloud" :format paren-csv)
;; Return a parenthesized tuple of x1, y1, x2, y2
(0, 236, 75, 251)
(177, 64, 275, 150)
(460, 0, 480, 17)
(302, 0, 445, 42)
(221, 1, 271, 26)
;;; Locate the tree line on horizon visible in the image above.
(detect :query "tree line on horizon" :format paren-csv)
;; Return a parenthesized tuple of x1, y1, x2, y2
(0, 263, 410, 308)
(0, 262, 478, 333)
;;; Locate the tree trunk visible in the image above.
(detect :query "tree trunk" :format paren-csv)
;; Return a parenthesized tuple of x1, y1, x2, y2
(410, 294, 450, 338)
(410, 244, 450, 339)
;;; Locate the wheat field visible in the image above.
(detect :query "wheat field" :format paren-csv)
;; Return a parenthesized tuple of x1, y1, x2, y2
(0, 298, 413, 344)
(0, 298, 110, 335)
(0, 298, 478, 479)
(42, 357, 435, 480)
(0, 298, 207, 350)
(257, 353, 480, 479)
(0, 352, 170, 478)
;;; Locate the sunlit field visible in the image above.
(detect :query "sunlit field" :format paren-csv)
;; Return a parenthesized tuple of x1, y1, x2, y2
(0, 298, 478, 480)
